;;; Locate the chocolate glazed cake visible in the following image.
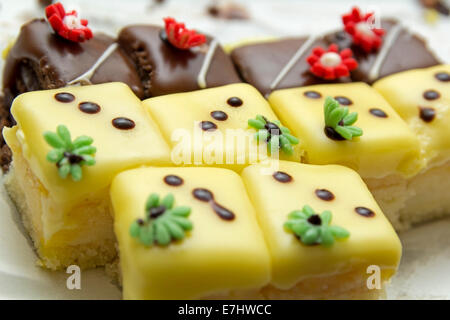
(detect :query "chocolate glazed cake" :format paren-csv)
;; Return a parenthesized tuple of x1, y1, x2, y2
(118, 25, 241, 97)
(231, 19, 440, 97)
(2, 19, 144, 108)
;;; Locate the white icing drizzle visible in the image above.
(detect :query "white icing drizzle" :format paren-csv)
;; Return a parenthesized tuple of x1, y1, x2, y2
(269, 35, 318, 91)
(67, 43, 119, 86)
(197, 40, 219, 89)
(368, 24, 403, 81)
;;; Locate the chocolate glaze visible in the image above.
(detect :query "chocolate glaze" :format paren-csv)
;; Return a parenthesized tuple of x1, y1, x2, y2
(112, 117, 135, 130)
(328, 19, 440, 83)
(210, 111, 228, 121)
(192, 188, 235, 221)
(231, 19, 440, 96)
(423, 90, 440, 100)
(355, 206, 375, 217)
(78, 102, 101, 114)
(200, 121, 217, 131)
(231, 36, 351, 97)
(227, 97, 243, 107)
(369, 108, 388, 118)
(164, 175, 184, 186)
(419, 107, 436, 123)
(118, 25, 241, 98)
(315, 189, 335, 201)
(55, 92, 75, 103)
(2, 19, 144, 109)
(435, 72, 450, 82)
(304, 91, 321, 99)
(273, 171, 293, 183)
(334, 96, 352, 106)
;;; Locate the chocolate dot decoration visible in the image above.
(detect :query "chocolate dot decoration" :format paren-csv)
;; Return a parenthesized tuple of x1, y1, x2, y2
(210, 111, 228, 121)
(435, 72, 450, 82)
(355, 207, 375, 218)
(273, 171, 293, 183)
(419, 107, 436, 123)
(334, 96, 352, 106)
(112, 117, 136, 130)
(192, 188, 214, 202)
(78, 102, 101, 114)
(303, 91, 321, 99)
(315, 189, 335, 201)
(55, 92, 75, 103)
(164, 175, 184, 187)
(192, 188, 235, 221)
(199, 121, 217, 131)
(423, 90, 440, 101)
(227, 97, 243, 107)
(369, 108, 388, 118)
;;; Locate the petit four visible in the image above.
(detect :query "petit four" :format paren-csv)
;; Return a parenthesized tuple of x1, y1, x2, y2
(231, 7, 440, 97)
(372, 65, 450, 227)
(118, 18, 241, 98)
(111, 167, 270, 299)
(143, 83, 303, 171)
(3, 83, 171, 269)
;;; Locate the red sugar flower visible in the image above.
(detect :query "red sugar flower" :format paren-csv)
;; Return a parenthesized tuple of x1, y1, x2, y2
(342, 6, 385, 53)
(163, 17, 206, 50)
(306, 44, 358, 80)
(45, 2, 93, 43)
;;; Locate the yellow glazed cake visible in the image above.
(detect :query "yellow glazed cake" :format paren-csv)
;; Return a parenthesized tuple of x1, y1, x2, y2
(143, 83, 303, 172)
(3, 83, 171, 269)
(268, 81, 450, 230)
(111, 163, 401, 299)
(372, 65, 450, 229)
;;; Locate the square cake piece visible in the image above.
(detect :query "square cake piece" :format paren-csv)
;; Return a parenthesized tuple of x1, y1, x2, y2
(3, 82, 171, 270)
(143, 83, 303, 171)
(3, 19, 145, 107)
(372, 65, 450, 228)
(231, 19, 439, 97)
(241, 161, 402, 299)
(111, 167, 271, 300)
(268, 82, 423, 179)
(118, 24, 241, 98)
(373, 65, 450, 166)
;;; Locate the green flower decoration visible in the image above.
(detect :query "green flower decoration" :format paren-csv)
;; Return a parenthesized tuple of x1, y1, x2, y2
(129, 193, 193, 246)
(284, 205, 350, 247)
(43, 125, 96, 182)
(248, 115, 299, 155)
(324, 96, 363, 141)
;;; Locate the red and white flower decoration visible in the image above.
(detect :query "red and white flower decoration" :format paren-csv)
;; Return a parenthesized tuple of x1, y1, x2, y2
(163, 17, 206, 50)
(306, 44, 358, 80)
(45, 2, 93, 43)
(342, 6, 385, 53)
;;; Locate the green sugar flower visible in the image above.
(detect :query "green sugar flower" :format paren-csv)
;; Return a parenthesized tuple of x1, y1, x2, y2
(248, 115, 299, 155)
(129, 193, 193, 246)
(324, 96, 363, 141)
(43, 125, 96, 182)
(284, 205, 350, 247)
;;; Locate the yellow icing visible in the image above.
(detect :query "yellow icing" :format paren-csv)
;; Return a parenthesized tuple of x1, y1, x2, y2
(111, 167, 271, 299)
(4, 82, 171, 221)
(241, 160, 402, 289)
(268, 82, 423, 178)
(143, 83, 303, 172)
(373, 65, 450, 167)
